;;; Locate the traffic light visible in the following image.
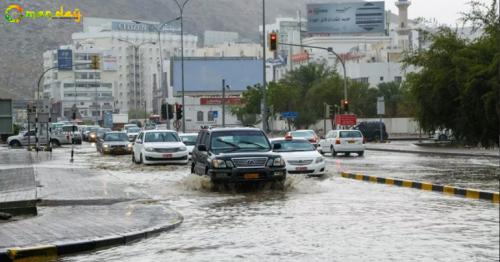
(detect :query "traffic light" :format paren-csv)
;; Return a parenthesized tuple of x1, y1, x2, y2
(161, 103, 167, 119)
(325, 104, 335, 118)
(269, 32, 277, 52)
(167, 104, 174, 119)
(176, 103, 183, 120)
(342, 99, 349, 112)
(90, 55, 100, 70)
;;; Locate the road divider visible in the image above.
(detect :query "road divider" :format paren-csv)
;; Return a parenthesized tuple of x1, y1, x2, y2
(340, 172, 499, 204)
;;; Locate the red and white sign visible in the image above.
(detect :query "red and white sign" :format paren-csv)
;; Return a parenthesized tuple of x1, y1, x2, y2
(335, 114, 357, 126)
(200, 97, 242, 105)
(291, 52, 310, 63)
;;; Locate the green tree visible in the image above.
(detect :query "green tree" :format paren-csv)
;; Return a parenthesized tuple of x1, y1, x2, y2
(404, 0, 499, 146)
(230, 85, 263, 126)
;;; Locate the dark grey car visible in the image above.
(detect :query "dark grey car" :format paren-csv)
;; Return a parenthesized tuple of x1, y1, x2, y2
(96, 132, 132, 154)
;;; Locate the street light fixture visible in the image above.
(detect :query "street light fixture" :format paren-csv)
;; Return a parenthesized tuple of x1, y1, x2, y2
(173, 0, 191, 133)
(133, 16, 181, 129)
(117, 39, 155, 115)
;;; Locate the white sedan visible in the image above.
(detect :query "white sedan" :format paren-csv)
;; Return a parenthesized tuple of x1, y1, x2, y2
(178, 132, 198, 157)
(132, 130, 189, 165)
(270, 137, 325, 177)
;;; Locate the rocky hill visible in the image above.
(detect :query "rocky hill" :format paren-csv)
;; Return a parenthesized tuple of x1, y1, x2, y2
(0, 0, 326, 99)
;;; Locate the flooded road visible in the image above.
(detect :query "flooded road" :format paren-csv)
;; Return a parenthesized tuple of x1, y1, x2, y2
(58, 144, 499, 261)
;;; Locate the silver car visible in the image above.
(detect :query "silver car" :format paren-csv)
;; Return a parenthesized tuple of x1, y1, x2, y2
(96, 132, 132, 154)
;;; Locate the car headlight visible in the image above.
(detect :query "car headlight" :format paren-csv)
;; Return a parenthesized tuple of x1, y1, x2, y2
(268, 157, 285, 167)
(128, 143, 133, 148)
(179, 146, 187, 151)
(315, 157, 324, 163)
(145, 147, 155, 152)
(211, 159, 227, 168)
(103, 144, 109, 148)
(90, 134, 96, 138)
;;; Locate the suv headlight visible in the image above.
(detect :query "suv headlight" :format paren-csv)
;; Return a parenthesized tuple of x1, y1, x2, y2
(179, 146, 187, 151)
(128, 143, 133, 148)
(315, 156, 324, 163)
(145, 147, 155, 152)
(103, 144, 109, 148)
(268, 157, 285, 167)
(211, 159, 227, 168)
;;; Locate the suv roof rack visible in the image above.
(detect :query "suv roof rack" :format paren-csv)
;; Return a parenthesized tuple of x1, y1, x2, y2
(200, 124, 255, 130)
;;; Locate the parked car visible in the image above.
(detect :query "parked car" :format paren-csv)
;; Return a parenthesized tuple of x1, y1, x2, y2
(96, 131, 132, 154)
(353, 121, 388, 142)
(132, 130, 189, 165)
(7, 130, 47, 147)
(270, 136, 325, 177)
(179, 133, 198, 157)
(49, 125, 82, 146)
(191, 127, 286, 184)
(286, 130, 319, 148)
(318, 129, 365, 157)
(432, 129, 454, 142)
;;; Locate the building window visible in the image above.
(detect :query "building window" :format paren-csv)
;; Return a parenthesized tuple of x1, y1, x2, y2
(394, 76, 402, 83)
(208, 111, 215, 122)
(197, 111, 204, 122)
(380, 76, 384, 81)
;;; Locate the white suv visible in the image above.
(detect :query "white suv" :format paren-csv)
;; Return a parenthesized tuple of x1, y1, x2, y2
(132, 130, 189, 165)
(318, 130, 365, 157)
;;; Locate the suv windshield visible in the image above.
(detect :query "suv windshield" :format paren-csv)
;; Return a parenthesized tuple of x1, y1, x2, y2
(272, 140, 315, 152)
(210, 130, 270, 153)
(180, 135, 197, 146)
(127, 127, 141, 133)
(104, 133, 128, 141)
(144, 132, 180, 143)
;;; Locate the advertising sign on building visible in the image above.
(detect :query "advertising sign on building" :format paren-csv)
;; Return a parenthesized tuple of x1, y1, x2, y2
(307, 2, 385, 34)
(200, 97, 242, 105)
(57, 49, 73, 70)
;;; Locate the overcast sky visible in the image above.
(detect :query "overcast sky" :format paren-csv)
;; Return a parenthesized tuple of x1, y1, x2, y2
(385, 0, 494, 26)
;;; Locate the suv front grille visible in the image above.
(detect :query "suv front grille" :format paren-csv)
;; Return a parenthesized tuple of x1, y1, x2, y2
(288, 159, 313, 165)
(154, 148, 180, 153)
(231, 157, 268, 167)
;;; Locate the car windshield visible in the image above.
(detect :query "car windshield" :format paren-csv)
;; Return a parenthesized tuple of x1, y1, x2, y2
(104, 133, 128, 141)
(272, 140, 315, 152)
(290, 131, 314, 138)
(144, 132, 180, 143)
(180, 135, 197, 146)
(98, 128, 111, 134)
(127, 127, 141, 133)
(211, 130, 270, 153)
(339, 131, 362, 138)
(89, 127, 99, 133)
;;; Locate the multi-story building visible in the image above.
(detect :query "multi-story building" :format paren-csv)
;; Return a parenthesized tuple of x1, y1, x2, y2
(203, 30, 239, 47)
(42, 45, 115, 121)
(72, 17, 198, 115)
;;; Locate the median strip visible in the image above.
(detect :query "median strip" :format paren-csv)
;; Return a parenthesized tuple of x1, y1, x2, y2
(340, 172, 499, 204)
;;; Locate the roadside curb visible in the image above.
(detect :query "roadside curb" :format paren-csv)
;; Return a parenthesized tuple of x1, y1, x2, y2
(340, 172, 500, 204)
(0, 208, 183, 261)
(365, 147, 499, 159)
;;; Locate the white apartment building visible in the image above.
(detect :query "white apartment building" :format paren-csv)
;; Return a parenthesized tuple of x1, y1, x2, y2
(42, 45, 115, 121)
(204, 30, 239, 47)
(196, 42, 262, 57)
(72, 17, 198, 115)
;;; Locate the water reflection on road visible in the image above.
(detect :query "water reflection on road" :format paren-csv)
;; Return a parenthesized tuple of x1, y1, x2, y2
(61, 145, 499, 262)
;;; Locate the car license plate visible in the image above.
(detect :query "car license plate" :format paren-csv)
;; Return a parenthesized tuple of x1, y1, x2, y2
(348, 140, 355, 144)
(296, 166, 307, 171)
(163, 154, 172, 158)
(244, 173, 259, 179)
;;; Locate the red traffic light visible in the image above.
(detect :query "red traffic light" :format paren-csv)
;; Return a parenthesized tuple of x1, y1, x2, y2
(343, 100, 349, 105)
(269, 32, 277, 52)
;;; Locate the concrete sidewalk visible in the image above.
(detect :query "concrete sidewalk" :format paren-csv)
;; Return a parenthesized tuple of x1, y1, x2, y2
(365, 141, 499, 158)
(0, 148, 183, 259)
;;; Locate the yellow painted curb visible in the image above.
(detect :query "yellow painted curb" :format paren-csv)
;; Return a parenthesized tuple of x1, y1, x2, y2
(421, 183, 433, 191)
(402, 180, 412, 188)
(465, 190, 480, 200)
(8, 245, 57, 262)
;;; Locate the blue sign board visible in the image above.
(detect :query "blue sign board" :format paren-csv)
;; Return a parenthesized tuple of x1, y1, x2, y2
(212, 111, 218, 118)
(57, 49, 73, 71)
(103, 112, 113, 128)
(281, 111, 298, 118)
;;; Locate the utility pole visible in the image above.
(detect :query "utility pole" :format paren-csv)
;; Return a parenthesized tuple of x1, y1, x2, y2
(261, 0, 268, 133)
(174, 0, 191, 133)
(222, 79, 226, 127)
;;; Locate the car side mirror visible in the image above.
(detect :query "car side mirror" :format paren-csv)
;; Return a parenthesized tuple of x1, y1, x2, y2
(197, 144, 207, 151)
(272, 143, 281, 150)
(135, 139, 142, 144)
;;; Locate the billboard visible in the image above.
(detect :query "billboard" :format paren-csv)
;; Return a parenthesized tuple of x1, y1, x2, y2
(57, 49, 73, 70)
(307, 2, 385, 34)
(171, 58, 263, 94)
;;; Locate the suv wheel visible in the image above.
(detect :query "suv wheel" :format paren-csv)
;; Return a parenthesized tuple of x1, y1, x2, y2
(132, 153, 137, 164)
(138, 154, 143, 164)
(51, 139, 60, 147)
(191, 163, 195, 174)
(331, 146, 337, 157)
(9, 140, 21, 148)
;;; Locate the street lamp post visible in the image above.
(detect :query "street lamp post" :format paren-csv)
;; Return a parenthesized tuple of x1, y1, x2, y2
(133, 17, 181, 129)
(261, 0, 269, 133)
(174, 0, 191, 133)
(222, 79, 230, 127)
(117, 39, 156, 116)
